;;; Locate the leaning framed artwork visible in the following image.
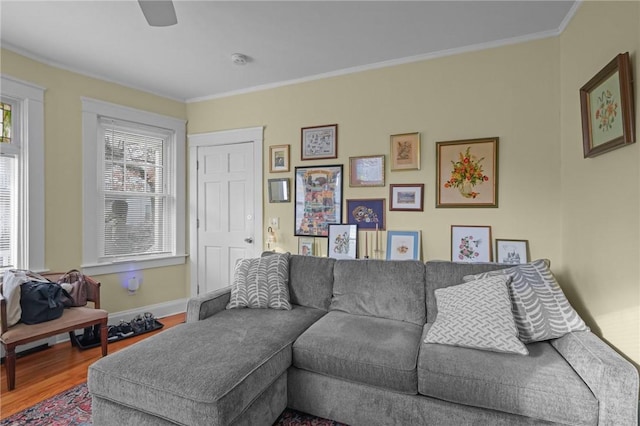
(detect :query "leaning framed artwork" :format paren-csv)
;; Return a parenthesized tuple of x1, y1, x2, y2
(495, 239, 529, 264)
(390, 132, 420, 170)
(436, 137, 498, 208)
(298, 237, 315, 256)
(386, 230, 421, 261)
(346, 198, 385, 230)
(269, 144, 290, 173)
(349, 155, 385, 187)
(328, 224, 358, 259)
(389, 184, 424, 211)
(294, 165, 343, 237)
(451, 225, 492, 262)
(580, 52, 635, 158)
(301, 124, 338, 160)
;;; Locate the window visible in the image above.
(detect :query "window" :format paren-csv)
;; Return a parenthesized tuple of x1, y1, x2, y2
(0, 75, 45, 274)
(82, 98, 186, 275)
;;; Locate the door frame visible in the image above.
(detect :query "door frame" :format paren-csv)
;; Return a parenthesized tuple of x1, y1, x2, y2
(188, 126, 264, 297)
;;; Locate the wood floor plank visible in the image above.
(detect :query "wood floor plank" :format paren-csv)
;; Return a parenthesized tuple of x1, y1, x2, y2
(0, 312, 185, 419)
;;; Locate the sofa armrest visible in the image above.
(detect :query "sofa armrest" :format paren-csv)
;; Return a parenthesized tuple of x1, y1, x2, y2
(186, 286, 232, 323)
(551, 331, 639, 426)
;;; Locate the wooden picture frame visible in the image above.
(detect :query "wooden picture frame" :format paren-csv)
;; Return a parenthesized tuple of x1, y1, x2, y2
(301, 124, 338, 160)
(349, 155, 385, 187)
(268, 178, 290, 203)
(269, 144, 290, 172)
(328, 224, 358, 259)
(451, 225, 492, 262)
(346, 198, 385, 230)
(390, 132, 420, 170)
(436, 137, 498, 208)
(495, 239, 530, 264)
(298, 237, 315, 256)
(389, 184, 424, 211)
(294, 165, 343, 237)
(580, 52, 635, 158)
(386, 230, 421, 260)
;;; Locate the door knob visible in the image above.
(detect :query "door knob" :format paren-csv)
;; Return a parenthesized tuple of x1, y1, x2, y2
(244, 237, 253, 243)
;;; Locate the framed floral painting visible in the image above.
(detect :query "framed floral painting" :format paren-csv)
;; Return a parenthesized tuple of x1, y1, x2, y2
(346, 198, 385, 230)
(386, 230, 421, 261)
(390, 132, 420, 170)
(451, 225, 492, 262)
(436, 137, 498, 208)
(580, 52, 635, 158)
(328, 224, 358, 259)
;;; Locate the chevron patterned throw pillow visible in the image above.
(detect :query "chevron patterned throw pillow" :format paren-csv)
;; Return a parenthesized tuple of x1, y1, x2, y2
(463, 259, 588, 343)
(424, 275, 528, 355)
(227, 253, 291, 310)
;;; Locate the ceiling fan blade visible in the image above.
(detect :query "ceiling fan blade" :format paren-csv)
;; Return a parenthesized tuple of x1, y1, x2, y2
(138, 0, 177, 27)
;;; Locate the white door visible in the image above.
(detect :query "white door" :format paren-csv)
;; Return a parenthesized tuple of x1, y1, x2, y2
(189, 127, 263, 296)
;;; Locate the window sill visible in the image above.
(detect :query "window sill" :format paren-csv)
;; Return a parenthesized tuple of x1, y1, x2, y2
(81, 254, 188, 276)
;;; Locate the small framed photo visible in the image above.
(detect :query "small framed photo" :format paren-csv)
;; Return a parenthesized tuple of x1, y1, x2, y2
(495, 239, 530, 264)
(346, 198, 385, 230)
(386, 230, 421, 261)
(349, 155, 385, 187)
(301, 124, 338, 160)
(268, 178, 290, 203)
(269, 144, 290, 173)
(451, 225, 492, 262)
(328, 224, 358, 259)
(580, 52, 635, 158)
(389, 184, 424, 211)
(436, 137, 498, 208)
(390, 132, 420, 170)
(298, 237, 315, 256)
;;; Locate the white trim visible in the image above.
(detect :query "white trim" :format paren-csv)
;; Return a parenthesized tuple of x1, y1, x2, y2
(81, 98, 187, 275)
(558, 1, 582, 34)
(0, 74, 46, 272)
(188, 127, 264, 298)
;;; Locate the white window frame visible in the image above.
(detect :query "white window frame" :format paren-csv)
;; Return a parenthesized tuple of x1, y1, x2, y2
(0, 75, 45, 273)
(81, 98, 186, 275)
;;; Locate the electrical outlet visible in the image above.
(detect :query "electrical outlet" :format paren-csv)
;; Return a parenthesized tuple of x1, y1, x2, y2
(269, 217, 279, 229)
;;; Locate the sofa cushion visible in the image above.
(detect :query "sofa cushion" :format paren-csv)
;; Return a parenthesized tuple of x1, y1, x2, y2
(425, 260, 513, 323)
(330, 259, 425, 325)
(88, 306, 325, 426)
(418, 333, 598, 425)
(227, 252, 291, 310)
(289, 254, 335, 310)
(293, 311, 422, 394)
(424, 275, 528, 355)
(463, 259, 589, 343)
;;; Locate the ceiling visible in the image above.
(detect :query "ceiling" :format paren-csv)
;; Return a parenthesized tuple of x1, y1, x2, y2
(1, 1, 577, 102)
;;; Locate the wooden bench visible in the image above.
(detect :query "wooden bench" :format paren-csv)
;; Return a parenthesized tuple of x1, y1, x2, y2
(0, 272, 108, 390)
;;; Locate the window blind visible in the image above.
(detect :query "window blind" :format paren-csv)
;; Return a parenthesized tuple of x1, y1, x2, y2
(0, 155, 16, 269)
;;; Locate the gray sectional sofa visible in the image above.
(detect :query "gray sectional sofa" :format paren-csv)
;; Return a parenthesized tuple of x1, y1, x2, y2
(88, 254, 639, 425)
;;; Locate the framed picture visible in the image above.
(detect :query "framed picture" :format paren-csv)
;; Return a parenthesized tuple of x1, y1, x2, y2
(436, 137, 498, 208)
(268, 178, 290, 203)
(346, 198, 385, 230)
(269, 144, 290, 172)
(580, 52, 635, 158)
(328, 224, 358, 259)
(298, 237, 315, 256)
(386, 230, 421, 261)
(301, 124, 338, 160)
(389, 184, 424, 211)
(451, 225, 492, 262)
(294, 165, 343, 237)
(349, 155, 385, 187)
(390, 132, 420, 170)
(495, 239, 530, 264)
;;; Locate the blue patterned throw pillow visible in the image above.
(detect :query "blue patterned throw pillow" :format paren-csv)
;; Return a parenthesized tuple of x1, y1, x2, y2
(227, 253, 291, 310)
(463, 259, 588, 343)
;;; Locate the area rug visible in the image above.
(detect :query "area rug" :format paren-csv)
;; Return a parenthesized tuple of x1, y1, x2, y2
(1, 383, 347, 426)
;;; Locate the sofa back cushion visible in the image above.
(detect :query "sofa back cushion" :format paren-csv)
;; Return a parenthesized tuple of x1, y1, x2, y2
(425, 261, 512, 323)
(330, 259, 426, 325)
(289, 254, 336, 311)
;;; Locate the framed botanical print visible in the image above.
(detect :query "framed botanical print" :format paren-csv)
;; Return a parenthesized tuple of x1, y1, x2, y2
(328, 224, 358, 259)
(269, 144, 290, 172)
(301, 124, 338, 160)
(346, 198, 385, 230)
(451, 225, 492, 262)
(294, 165, 343, 237)
(580, 52, 635, 158)
(386, 230, 421, 261)
(436, 137, 498, 208)
(390, 132, 420, 170)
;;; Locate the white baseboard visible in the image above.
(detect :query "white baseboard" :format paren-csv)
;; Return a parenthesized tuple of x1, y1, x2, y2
(2, 298, 188, 357)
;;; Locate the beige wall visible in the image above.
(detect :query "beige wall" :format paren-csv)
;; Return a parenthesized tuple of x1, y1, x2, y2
(0, 49, 189, 313)
(559, 1, 640, 367)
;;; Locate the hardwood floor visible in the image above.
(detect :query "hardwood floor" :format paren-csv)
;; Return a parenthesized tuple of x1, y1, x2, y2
(0, 312, 186, 419)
